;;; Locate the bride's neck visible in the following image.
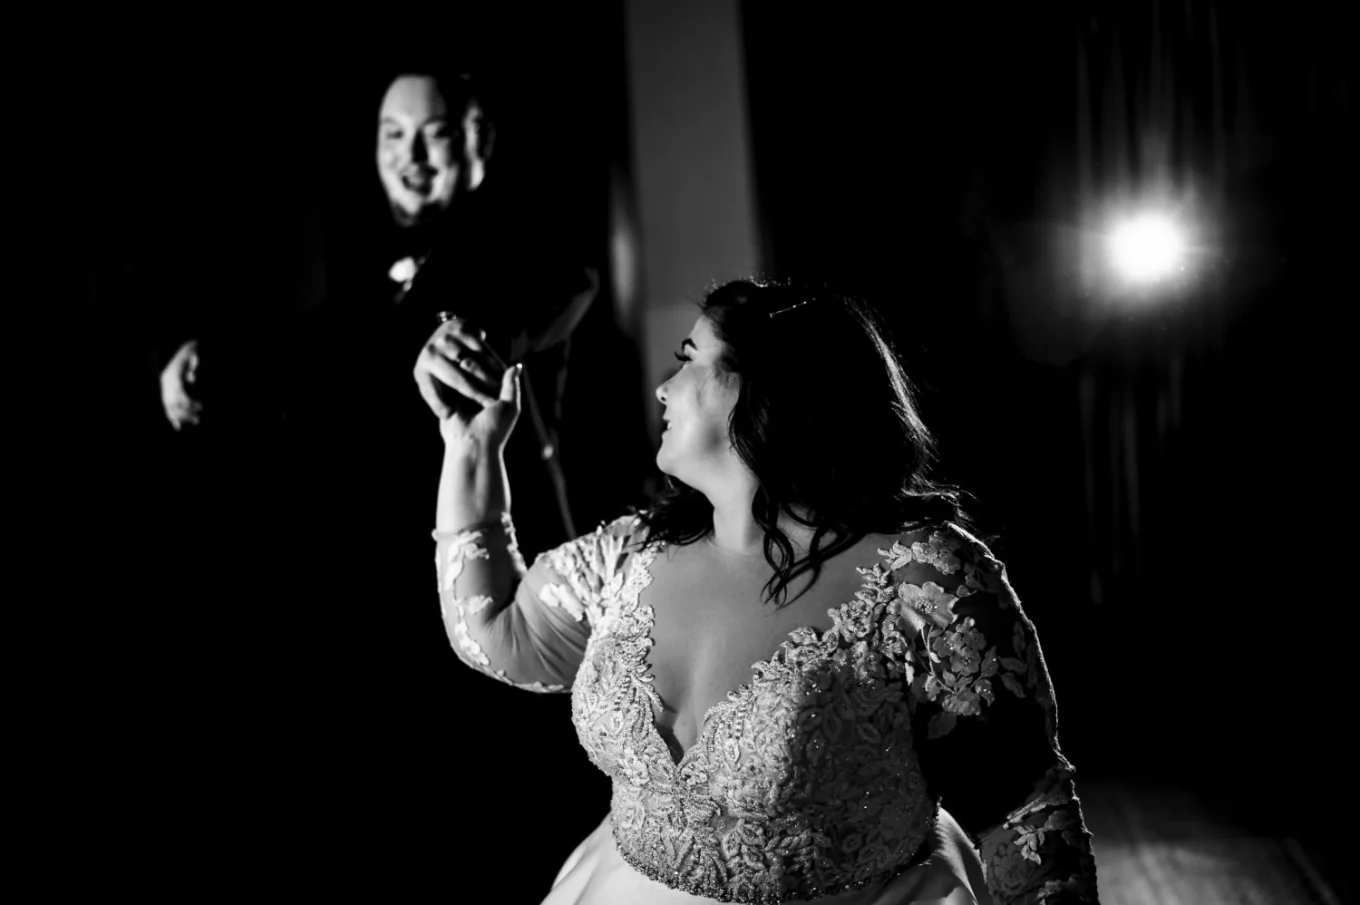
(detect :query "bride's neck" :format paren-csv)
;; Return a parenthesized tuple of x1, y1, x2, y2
(709, 497, 816, 558)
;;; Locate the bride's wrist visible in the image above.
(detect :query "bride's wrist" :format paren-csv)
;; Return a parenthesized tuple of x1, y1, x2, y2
(440, 438, 499, 477)
(437, 443, 509, 532)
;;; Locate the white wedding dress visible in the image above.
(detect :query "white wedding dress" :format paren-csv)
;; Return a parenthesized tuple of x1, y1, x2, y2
(433, 514, 1098, 904)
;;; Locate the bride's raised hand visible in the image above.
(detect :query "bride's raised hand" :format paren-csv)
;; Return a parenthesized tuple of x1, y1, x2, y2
(413, 317, 521, 453)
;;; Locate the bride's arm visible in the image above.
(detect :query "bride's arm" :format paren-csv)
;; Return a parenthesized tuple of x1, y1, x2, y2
(422, 315, 640, 693)
(889, 528, 1099, 905)
(434, 441, 610, 693)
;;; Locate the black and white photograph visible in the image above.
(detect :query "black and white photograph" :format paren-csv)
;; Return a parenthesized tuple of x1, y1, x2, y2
(70, 2, 1350, 902)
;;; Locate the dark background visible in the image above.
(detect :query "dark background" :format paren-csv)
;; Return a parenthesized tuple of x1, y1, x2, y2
(71, 0, 1352, 896)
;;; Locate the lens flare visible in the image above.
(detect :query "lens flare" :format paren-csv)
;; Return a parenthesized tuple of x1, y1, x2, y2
(1106, 212, 1188, 285)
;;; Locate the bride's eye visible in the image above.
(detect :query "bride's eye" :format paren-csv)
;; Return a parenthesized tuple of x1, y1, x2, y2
(673, 351, 691, 365)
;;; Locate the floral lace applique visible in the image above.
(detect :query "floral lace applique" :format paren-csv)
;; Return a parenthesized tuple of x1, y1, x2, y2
(439, 513, 1097, 904)
(538, 523, 634, 629)
(434, 514, 565, 694)
(878, 526, 1000, 600)
(977, 762, 1097, 904)
(570, 533, 943, 903)
(882, 529, 1096, 904)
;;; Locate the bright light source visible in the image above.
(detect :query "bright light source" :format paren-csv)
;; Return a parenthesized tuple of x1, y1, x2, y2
(1106, 212, 1188, 285)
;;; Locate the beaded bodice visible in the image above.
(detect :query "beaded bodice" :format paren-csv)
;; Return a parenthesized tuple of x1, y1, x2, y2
(434, 514, 1099, 904)
(563, 525, 990, 903)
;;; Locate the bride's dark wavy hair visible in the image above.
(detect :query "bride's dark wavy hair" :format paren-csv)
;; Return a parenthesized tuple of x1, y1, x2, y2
(637, 278, 971, 606)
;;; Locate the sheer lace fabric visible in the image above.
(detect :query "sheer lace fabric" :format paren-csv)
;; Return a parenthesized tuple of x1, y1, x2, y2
(434, 515, 1098, 904)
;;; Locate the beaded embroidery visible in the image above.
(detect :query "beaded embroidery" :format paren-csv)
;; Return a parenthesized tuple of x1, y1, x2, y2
(567, 522, 963, 902)
(437, 514, 1098, 903)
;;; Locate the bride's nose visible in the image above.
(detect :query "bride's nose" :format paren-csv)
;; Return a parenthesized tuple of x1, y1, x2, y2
(655, 381, 668, 404)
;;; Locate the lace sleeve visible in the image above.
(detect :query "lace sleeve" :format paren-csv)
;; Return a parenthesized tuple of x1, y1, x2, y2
(433, 512, 643, 693)
(885, 526, 1100, 905)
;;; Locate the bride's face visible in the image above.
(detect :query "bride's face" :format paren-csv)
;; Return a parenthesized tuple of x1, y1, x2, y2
(654, 317, 743, 491)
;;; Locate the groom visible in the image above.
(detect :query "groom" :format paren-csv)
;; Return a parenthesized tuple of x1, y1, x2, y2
(274, 67, 608, 898)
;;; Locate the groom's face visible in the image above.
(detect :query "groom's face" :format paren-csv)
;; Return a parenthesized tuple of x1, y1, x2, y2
(376, 75, 463, 225)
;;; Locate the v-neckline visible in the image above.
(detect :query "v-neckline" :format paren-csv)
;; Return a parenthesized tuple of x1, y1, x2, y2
(627, 539, 890, 771)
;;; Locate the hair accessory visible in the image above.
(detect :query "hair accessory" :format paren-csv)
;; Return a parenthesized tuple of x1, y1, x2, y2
(436, 310, 460, 324)
(768, 299, 812, 319)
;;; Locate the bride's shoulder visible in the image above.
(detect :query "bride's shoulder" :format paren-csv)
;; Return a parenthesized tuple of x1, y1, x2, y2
(874, 521, 999, 560)
(867, 522, 1008, 597)
(571, 511, 655, 548)
(534, 513, 659, 612)
(545, 512, 657, 573)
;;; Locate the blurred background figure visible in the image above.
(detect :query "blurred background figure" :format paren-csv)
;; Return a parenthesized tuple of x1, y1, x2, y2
(285, 68, 597, 558)
(274, 64, 621, 897)
(81, 20, 644, 897)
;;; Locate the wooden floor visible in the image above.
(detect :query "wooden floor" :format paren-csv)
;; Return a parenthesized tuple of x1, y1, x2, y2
(1081, 781, 1349, 905)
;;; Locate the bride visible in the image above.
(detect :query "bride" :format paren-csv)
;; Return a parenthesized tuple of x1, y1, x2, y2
(413, 279, 1098, 904)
